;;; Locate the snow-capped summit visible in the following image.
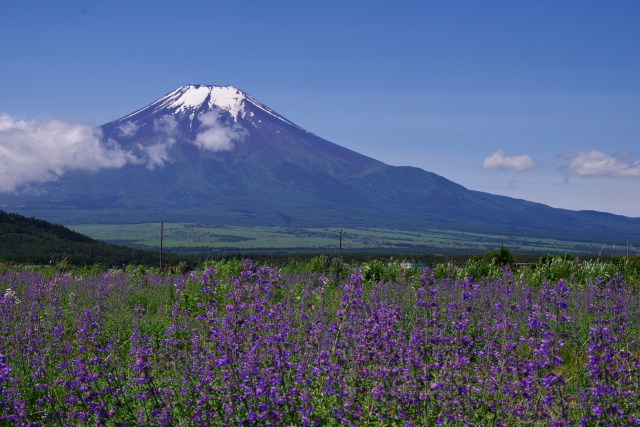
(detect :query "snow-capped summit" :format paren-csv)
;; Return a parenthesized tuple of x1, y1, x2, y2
(119, 84, 247, 121)
(150, 85, 249, 117)
(120, 84, 301, 129)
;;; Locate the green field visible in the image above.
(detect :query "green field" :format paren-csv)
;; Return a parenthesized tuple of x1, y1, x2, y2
(68, 222, 611, 256)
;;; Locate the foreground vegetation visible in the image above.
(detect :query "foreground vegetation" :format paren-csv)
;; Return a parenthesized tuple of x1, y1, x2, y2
(2, 256, 640, 425)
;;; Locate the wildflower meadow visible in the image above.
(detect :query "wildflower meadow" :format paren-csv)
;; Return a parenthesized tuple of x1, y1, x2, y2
(1, 256, 640, 425)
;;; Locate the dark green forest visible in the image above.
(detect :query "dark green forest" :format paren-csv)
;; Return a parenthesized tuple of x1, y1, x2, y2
(0, 210, 183, 267)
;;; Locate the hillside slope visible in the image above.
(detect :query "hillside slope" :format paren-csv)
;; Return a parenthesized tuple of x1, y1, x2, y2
(0, 210, 177, 266)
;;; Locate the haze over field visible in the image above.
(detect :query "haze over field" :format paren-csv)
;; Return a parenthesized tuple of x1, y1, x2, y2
(1, 1, 639, 217)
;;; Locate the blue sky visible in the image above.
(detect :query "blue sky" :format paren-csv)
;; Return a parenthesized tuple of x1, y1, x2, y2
(1, 1, 639, 217)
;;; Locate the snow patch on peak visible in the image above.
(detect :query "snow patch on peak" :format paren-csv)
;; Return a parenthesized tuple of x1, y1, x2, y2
(175, 85, 248, 117)
(121, 85, 250, 122)
(152, 85, 249, 119)
(119, 84, 311, 134)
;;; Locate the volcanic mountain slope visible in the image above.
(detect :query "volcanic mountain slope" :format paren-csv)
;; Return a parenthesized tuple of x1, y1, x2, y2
(2, 84, 640, 243)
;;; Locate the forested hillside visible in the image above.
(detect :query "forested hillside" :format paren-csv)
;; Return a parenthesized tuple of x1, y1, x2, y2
(0, 210, 178, 266)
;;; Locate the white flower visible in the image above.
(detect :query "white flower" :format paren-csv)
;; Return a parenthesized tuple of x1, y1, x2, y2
(3, 288, 20, 305)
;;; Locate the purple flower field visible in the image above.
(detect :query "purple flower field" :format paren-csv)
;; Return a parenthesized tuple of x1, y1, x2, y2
(1, 259, 640, 425)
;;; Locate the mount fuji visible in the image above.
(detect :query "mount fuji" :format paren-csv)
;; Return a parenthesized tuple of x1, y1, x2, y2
(2, 84, 640, 243)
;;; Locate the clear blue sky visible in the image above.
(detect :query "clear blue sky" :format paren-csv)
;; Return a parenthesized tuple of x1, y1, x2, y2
(1, 0, 639, 217)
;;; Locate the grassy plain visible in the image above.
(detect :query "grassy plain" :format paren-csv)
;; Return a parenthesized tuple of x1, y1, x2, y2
(68, 222, 610, 256)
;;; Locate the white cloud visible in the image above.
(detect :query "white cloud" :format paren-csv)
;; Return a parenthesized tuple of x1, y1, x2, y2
(0, 110, 251, 191)
(0, 113, 137, 192)
(118, 121, 139, 137)
(133, 115, 181, 169)
(153, 115, 178, 135)
(482, 150, 538, 172)
(137, 140, 173, 170)
(567, 150, 640, 178)
(194, 111, 246, 152)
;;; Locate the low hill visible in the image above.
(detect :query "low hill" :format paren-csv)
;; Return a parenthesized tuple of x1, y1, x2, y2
(0, 210, 179, 266)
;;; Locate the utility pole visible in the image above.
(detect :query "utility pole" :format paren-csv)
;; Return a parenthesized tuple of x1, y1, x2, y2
(160, 220, 164, 270)
(336, 228, 345, 256)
